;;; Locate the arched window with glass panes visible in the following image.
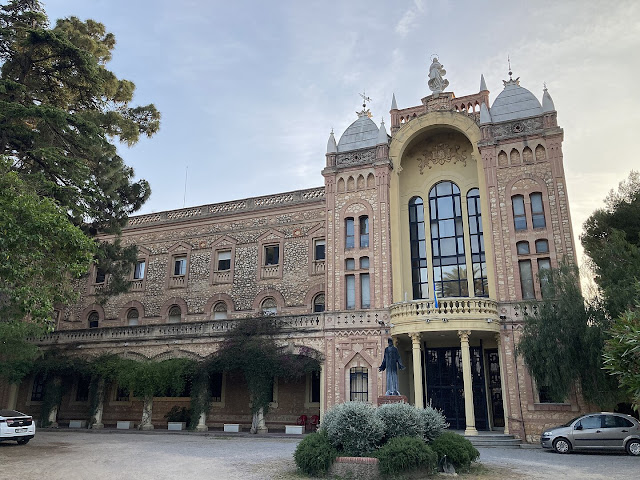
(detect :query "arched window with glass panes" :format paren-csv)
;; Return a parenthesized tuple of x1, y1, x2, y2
(409, 197, 428, 299)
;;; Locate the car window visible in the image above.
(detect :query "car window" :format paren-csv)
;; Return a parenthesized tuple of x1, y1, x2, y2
(577, 415, 602, 429)
(603, 415, 618, 428)
(614, 416, 634, 428)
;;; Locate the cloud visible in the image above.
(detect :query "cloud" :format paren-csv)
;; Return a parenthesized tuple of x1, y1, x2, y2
(395, 0, 426, 37)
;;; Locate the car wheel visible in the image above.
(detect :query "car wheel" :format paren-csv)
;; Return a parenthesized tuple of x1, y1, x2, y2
(16, 438, 30, 445)
(553, 437, 571, 454)
(626, 439, 640, 456)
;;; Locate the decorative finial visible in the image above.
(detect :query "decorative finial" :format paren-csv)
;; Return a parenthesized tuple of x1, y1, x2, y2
(357, 91, 373, 118)
(543, 81, 547, 91)
(508, 56, 512, 80)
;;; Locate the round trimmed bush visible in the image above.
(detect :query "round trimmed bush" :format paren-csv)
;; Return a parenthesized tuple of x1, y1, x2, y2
(321, 401, 384, 456)
(419, 406, 448, 442)
(293, 430, 337, 476)
(430, 432, 479, 471)
(375, 436, 437, 476)
(375, 402, 423, 442)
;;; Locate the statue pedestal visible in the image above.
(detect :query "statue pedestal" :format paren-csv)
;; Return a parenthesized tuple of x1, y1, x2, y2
(377, 395, 408, 406)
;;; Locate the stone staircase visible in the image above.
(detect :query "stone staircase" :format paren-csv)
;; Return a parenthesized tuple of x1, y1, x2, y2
(464, 433, 522, 448)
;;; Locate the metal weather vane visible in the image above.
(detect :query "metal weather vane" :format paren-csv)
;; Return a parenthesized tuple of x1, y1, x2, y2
(357, 90, 373, 117)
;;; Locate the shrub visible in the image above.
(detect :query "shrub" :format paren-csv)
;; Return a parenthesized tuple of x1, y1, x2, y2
(419, 406, 448, 442)
(293, 430, 337, 476)
(164, 406, 191, 426)
(375, 402, 423, 442)
(375, 436, 437, 476)
(430, 432, 479, 471)
(321, 402, 384, 456)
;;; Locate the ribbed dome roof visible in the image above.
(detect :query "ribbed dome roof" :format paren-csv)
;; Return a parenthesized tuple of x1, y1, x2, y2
(337, 115, 379, 153)
(490, 79, 542, 123)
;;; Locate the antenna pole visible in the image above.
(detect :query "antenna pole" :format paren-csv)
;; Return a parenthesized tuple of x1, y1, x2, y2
(183, 166, 188, 208)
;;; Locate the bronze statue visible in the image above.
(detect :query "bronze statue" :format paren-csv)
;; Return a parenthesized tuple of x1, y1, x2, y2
(379, 338, 405, 396)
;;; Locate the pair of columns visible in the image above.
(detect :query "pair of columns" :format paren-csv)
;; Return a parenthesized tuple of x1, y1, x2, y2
(408, 331, 509, 436)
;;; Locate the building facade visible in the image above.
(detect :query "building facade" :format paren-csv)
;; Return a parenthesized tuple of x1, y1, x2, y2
(1, 61, 588, 441)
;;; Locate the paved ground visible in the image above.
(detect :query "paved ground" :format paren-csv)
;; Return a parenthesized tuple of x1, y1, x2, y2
(0, 430, 638, 479)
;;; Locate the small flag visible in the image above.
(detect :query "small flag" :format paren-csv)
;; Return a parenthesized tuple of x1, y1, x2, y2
(433, 281, 439, 309)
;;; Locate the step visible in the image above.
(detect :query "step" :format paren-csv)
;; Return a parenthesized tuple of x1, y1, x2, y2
(464, 434, 522, 448)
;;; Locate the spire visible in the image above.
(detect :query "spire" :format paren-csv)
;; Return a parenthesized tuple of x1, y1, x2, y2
(479, 103, 492, 124)
(391, 93, 397, 110)
(542, 84, 556, 112)
(377, 119, 388, 145)
(326, 129, 337, 154)
(480, 74, 487, 92)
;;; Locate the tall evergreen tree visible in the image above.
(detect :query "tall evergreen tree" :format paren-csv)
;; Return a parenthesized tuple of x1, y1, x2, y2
(0, 0, 160, 316)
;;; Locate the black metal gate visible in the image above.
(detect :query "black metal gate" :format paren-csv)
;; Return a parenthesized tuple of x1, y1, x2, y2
(424, 346, 489, 430)
(486, 349, 504, 427)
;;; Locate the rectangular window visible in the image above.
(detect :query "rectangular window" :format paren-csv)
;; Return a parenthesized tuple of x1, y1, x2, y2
(173, 256, 187, 276)
(359, 215, 369, 248)
(314, 239, 326, 261)
(115, 385, 130, 402)
(345, 218, 355, 249)
(95, 268, 106, 284)
(217, 250, 231, 271)
(350, 367, 368, 402)
(538, 258, 551, 297)
(518, 260, 535, 299)
(133, 260, 146, 280)
(535, 239, 549, 253)
(210, 372, 223, 402)
(530, 193, 546, 229)
(31, 374, 45, 402)
(264, 245, 279, 265)
(360, 273, 370, 309)
(346, 275, 356, 309)
(75, 376, 90, 402)
(512, 195, 527, 231)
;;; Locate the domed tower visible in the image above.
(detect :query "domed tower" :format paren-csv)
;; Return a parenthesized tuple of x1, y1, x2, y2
(322, 105, 393, 313)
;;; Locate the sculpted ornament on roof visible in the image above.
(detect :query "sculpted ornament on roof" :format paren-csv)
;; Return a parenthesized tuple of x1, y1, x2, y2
(428, 57, 449, 94)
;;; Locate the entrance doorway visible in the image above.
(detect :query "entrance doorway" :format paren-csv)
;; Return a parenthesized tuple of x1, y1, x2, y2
(424, 346, 489, 430)
(486, 349, 505, 428)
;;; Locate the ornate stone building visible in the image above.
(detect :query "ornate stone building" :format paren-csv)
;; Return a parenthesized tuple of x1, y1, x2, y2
(1, 60, 586, 441)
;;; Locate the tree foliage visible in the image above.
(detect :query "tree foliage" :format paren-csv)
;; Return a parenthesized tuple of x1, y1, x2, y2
(518, 261, 620, 408)
(0, 0, 160, 325)
(604, 308, 640, 409)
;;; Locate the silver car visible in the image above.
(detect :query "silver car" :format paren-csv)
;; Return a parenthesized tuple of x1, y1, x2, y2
(540, 412, 640, 455)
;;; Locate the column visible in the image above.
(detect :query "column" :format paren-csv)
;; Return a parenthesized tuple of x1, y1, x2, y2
(319, 364, 325, 422)
(458, 330, 478, 436)
(495, 333, 510, 435)
(47, 376, 61, 428)
(7, 383, 19, 410)
(410, 333, 423, 409)
(139, 395, 154, 430)
(91, 378, 105, 429)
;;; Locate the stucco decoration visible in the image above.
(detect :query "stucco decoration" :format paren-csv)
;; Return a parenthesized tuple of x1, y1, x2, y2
(413, 137, 471, 173)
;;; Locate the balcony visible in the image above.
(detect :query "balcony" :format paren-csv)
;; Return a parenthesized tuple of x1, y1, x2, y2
(212, 270, 231, 284)
(130, 279, 144, 292)
(261, 264, 280, 279)
(312, 261, 325, 275)
(389, 298, 499, 334)
(169, 275, 186, 288)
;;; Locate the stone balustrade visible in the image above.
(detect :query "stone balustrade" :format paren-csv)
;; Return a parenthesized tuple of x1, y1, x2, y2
(261, 265, 279, 278)
(390, 297, 498, 323)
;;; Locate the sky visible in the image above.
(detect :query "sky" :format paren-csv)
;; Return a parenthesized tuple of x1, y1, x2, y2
(42, 0, 640, 266)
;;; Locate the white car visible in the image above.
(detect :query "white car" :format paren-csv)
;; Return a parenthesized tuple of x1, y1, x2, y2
(0, 409, 36, 445)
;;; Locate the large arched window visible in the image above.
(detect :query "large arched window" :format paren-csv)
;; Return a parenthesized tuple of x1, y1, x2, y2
(409, 197, 428, 299)
(429, 181, 468, 297)
(466, 188, 488, 297)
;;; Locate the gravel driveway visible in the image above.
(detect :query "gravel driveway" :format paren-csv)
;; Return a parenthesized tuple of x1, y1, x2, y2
(0, 431, 638, 480)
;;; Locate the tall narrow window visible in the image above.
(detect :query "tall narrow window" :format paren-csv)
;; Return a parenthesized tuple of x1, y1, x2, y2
(467, 188, 488, 297)
(173, 256, 187, 276)
(217, 251, 231, 271)
(360, 274, 370, 309)
(530, 193, 546, 228)
(75, 376, 90, 402)
(538, 258, 551, 297)
(345, 218, 355, 249)
(313, 294, 325, 313)
(359, 215, 369, 248)
(518, 260, 535, 299)
(430, 182, 468, 298)
(310, 371, 321, 403)
(31, 374, 45, 402)
(133, 260, 146, 280)
(210, 372, 223, 403)
(95, 268, 106, 284)
(512, 195, 527, 231)
(314, 239, 326, 261)
(346, 275, 356, 309)
(264, 245, 279, 266)
(350, 367, 368, 401)
(409, 197, 428, 299)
